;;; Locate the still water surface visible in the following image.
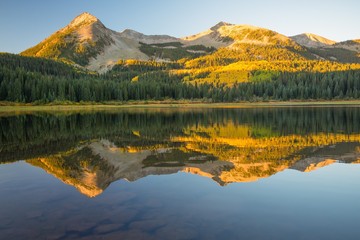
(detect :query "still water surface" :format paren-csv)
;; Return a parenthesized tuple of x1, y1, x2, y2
(1, 107, 360, 239)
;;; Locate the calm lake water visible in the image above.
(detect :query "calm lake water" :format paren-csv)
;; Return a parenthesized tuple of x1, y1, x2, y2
(1, 107, 360, 239)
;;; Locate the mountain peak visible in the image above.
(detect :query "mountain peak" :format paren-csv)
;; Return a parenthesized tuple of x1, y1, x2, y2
(290, 33, 336, 48)
(69, 12, 99, 27)
(211, 21, 233, 31)
(121, 29, 144, 37)
(304, 33, 336, 43)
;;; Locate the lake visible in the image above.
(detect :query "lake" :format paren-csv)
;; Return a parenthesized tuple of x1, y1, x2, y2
(1, 107, 360, 239)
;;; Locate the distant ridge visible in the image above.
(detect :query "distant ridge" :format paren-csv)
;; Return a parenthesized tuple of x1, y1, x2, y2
(290, 33, 336, 48)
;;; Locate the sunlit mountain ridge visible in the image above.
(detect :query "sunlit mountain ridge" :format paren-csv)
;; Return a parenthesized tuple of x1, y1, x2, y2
(20, 12, 360, 73)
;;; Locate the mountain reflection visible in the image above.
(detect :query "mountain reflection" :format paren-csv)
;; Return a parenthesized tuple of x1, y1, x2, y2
(1, 107, 360, 197)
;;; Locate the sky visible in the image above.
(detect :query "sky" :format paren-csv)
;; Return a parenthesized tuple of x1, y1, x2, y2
(0, 0, 359, 53)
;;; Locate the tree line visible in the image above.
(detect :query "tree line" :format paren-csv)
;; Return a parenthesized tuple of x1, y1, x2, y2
(1, 53, 360, 103)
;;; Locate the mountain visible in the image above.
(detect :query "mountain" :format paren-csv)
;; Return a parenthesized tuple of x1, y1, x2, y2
(183, 21, 300, 48)
(290, 34, 360, 63)
(290, 33, 336, 48)
(21, 12, 180, 72)
(334, 39, 360, 53)
(20, 13, 308, 72)
(21, 13, 115, 67)
(20, 12, 360, 73)
(181, 21, 232, 48)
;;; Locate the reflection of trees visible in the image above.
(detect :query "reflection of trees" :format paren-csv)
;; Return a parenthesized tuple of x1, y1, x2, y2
(1, 107, 359, 196)
(1, 107, 360, 163)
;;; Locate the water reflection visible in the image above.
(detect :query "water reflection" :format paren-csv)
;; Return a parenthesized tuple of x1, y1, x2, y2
(1, 107, 360, 197)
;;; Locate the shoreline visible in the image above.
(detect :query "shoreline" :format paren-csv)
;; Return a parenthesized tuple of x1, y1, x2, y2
(1, 100, 360, 112)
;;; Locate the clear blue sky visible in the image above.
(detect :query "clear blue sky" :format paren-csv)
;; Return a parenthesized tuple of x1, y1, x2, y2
(0, 0, 359, 53)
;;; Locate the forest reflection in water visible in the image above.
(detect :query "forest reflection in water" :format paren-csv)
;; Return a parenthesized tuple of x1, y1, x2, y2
(1, 107, 360, 240)
(1, 107, 360, 197)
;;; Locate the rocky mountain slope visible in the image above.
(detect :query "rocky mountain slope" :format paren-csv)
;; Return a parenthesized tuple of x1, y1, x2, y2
(21, 12, 183, 72)
(334, 39, 360, 52)
(290, 33, 336, 48)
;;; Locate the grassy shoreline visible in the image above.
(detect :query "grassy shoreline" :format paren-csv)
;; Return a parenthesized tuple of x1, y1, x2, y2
(1, 100, 360, 112)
